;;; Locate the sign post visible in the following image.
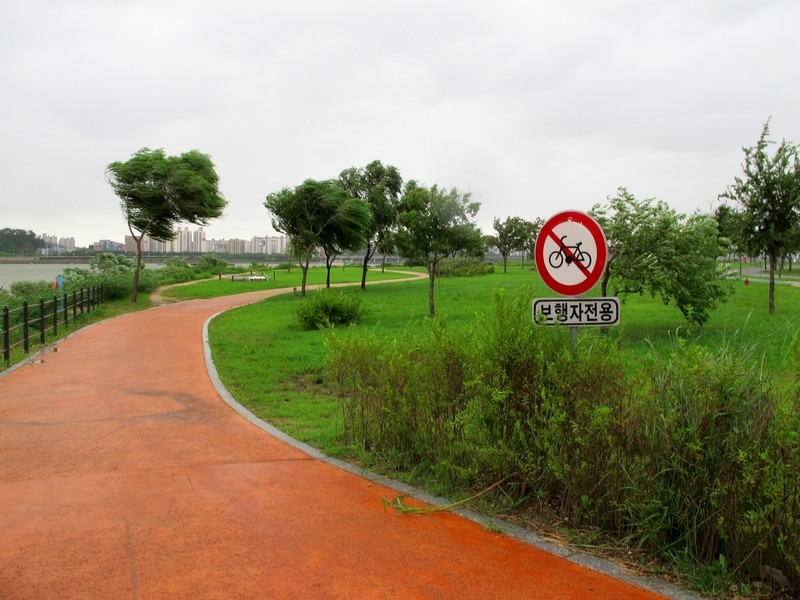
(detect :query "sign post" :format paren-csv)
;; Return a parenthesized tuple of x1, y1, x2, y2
(534, 210, 618, 337)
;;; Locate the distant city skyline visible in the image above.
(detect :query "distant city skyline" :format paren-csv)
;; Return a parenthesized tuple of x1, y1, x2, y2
(37, 227, 288, 255)
(34, 225, 282, 251)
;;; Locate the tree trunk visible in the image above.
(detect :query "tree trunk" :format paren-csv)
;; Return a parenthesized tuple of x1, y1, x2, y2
(325, 254, 336, 288)
(361, 243, 374, 290)
(769, 253, 776, 315)
(600, 265, 611, 298)
(427, 260, 436, 318)
(361, 254, 369, 290)
(131, 237, 143, 303)
(300, 260, 309, 297)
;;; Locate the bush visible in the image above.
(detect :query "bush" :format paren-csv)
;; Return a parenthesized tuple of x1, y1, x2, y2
(324, 285, 800, 592)
(295, 290, 363, 330)
(438, 257, 494, 277)
(194, 253, 228, 275)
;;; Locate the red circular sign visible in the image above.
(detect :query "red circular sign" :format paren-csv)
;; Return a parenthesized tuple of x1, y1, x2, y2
(535, 210, 607, 296)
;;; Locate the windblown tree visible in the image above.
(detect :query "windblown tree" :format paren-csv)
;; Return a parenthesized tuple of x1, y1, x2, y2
(714, 204, 748, 274)
(317, 190, 371, 288)
(338, 160, 402, 290)
(395, 183, 481, 318)
(375, 230, 397, 272)
(521, 218, 544, 269)
(488, 216, 528, 273)
(720, 120, 800, 314)
(265, 179, 368, 296)
(106, 147, 227, 302)
(591, 188, 731, 326)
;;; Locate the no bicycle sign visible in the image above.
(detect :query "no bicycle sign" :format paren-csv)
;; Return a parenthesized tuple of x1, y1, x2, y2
(535, 210, 608, 297)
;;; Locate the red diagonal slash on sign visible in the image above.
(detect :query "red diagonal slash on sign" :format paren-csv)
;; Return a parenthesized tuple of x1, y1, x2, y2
(547, 231, 592, 278)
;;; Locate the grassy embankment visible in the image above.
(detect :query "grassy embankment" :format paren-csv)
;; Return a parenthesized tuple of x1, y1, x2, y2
(206, 268, 799, 451)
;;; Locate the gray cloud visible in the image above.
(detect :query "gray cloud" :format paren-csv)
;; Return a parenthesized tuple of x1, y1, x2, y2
(1, 0, 798, 246)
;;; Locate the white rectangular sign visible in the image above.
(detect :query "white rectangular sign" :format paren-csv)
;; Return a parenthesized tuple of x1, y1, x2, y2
(533, 297, 620, 327)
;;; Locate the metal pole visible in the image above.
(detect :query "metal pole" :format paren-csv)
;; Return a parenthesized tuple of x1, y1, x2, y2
(23, 301, 29, 353)
(2, 306, 9, 365)
(52, 295, 58, 337)
(570, 326, 578, 347)
(39, 299, 46, 344)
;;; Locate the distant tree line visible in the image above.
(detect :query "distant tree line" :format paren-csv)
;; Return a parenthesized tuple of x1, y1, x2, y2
(103, 121, 800, 319)
(264, 160, 484, 318)
(0, 228, 45, 255)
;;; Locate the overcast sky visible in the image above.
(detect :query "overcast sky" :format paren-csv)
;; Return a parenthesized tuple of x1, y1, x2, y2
(2, 0, 799, 247)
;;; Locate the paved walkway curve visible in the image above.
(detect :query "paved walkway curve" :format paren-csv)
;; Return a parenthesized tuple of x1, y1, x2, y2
(0, 278, 683, 599)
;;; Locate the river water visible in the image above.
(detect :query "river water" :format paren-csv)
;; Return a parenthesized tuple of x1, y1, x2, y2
(0, 263, 79, 288)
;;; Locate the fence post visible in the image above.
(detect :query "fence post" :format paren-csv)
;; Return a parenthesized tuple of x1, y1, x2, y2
(52, 295, 58, 337)
(23, 301, 29, 354)
(80, 289, 84, 315)
(2, 306, 9, 366)
(87, 287, 92, 314)
(39, 298, 46, 344)
(63, 293, 68, 327)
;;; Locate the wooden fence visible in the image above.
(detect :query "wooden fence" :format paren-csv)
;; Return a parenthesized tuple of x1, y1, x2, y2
(1, 285, 104, 367)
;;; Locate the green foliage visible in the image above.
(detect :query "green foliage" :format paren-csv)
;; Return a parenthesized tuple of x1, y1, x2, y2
(0, 228, 46, 255)
(106, 147, 227, 302)
(396, 182, 483, 317)
(58, 252, 156, 301)
(591, 188, 733, 326)
(487, 216, 537, 272)
(90, 252, 136, 273)
(720, 119, 800, 314)
(194, 253, 228, 274)
(294, 290, 363, 330)
(438, 257, 494, 277)
(488, 216, 524, 271)
(324, 284, 800, 591)
(165, 257, 190, 269)
(9, 280, 53, 299)
(107, 148, 227, 243)
(338, 160, 403, 289)
(266, 179, 369, 296)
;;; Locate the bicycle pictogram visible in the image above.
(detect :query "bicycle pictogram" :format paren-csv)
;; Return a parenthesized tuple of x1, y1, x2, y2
(548, 236, 592, 269)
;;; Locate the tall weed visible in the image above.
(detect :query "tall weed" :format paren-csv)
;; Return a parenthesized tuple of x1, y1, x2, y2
(324, 285, 800, 591)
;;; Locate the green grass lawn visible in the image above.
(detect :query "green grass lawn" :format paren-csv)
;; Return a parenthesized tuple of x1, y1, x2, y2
(207, 267, 800, 452)
(164, 265, 411, 300)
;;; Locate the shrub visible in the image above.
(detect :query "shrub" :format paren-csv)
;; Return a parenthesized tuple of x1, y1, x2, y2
(324, 284, 800, 591)
(438, 257, 494, 277)
(622, 338, 798, 587)
(194, 253, 229, 276)
(295, 290, 363, 330)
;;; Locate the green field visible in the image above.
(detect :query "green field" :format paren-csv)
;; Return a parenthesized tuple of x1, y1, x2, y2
(163, 265, 411, 301)
(208, 268, 800, 424)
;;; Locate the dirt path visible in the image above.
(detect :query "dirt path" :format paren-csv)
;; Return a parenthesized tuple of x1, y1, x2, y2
(0, 276, 685, 599)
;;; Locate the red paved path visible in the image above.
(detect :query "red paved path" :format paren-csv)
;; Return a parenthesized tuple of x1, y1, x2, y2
(0, 286, 675, 599)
